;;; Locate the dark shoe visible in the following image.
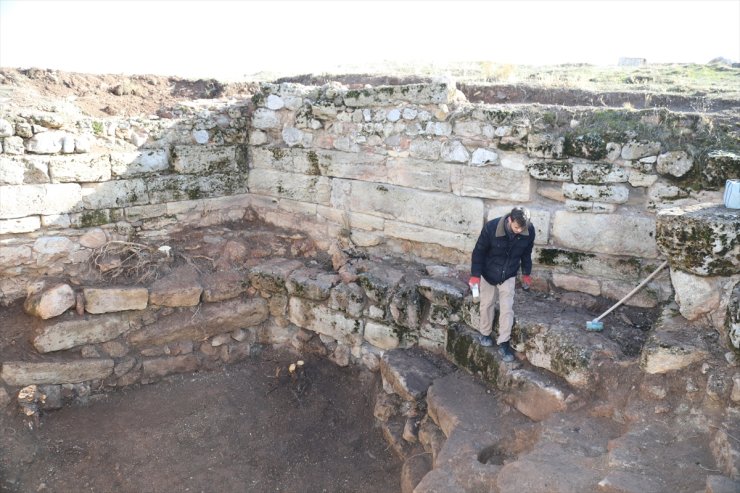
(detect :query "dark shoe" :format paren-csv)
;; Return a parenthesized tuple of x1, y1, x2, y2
(498, 340, 515, 362)
(477, 334, 494, 347)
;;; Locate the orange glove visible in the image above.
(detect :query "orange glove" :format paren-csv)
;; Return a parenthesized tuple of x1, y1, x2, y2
(469, 276, 480, 285)
(522, 275, 531, 290)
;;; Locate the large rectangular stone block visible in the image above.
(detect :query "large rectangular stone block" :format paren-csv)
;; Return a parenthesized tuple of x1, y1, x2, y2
(247, 169, 331, 205)
(0, 216, 41, 234)
(81, 179, 149, 209)
(83, 287, 149, 314)
(288, 297, 364, 346)
(172, 145, 238, 174)
(0, 155, 51, 185)
(552, 211, 657, 257)
(1, 359, 114, 385)
(32, 314, 132, 353)
(384, 220, 476, 252)
(0, 183, 82, 219)
(386, 158, 451, 192)
(452, 165, 531, 201)
(48, 154, 111, 183)
(345, 180, 483, 234)
(110, 149, 169, 177)
(147, 173, 246, 203)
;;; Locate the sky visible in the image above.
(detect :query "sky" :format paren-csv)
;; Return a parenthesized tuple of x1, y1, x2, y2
(1, 0, 739, 80)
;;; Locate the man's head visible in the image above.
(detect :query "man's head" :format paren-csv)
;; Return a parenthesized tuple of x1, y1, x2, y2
(509, 206, 530, 233)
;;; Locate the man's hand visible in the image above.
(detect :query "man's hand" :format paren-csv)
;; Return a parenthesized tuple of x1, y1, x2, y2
(522, 275, 532, 291)
(469, 276, 480, 285)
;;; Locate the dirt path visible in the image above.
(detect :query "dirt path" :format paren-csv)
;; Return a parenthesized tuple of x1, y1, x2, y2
(0, 348, 401, 493)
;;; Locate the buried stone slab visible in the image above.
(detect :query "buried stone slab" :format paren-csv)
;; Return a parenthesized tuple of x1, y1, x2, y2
(380, 348, 455, 402)
(33, 313, 132, 353)
(200, 270, 247, 302)
(286, 266, 340, 301)
(1, 359, 114, 386)
(639, 307, 709, 374)
(248, 258, 304, 293)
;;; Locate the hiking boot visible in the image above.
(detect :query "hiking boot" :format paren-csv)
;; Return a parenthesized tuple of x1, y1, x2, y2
(498, 340, 515, 362)
(477, 334, 494, 347)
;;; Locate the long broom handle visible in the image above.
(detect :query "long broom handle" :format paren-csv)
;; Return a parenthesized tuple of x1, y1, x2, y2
(593, 260, 669, 323)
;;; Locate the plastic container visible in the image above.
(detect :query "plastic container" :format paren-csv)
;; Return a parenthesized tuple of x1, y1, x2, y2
(470, 282, 480, 301)
(724, 179, 740, 209)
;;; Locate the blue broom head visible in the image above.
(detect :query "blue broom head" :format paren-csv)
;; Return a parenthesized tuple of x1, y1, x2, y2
(586, 320, 604, 331)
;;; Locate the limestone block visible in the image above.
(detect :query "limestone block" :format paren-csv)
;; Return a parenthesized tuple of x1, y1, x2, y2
(0, 245, 32, 269)
(552, 211, 657, 257)
(552, 272, 600, 296)
(249, 258, 304, 293)
(656, 151, 693, 178)
(621, 141, 661, 160)
(128, 298, 269, 346)
(380, 349, 452, 402)
(33, 313, 131, 352)
(452, 165, 531, 202)
(48, 154, 111, 183)
(83, 287, 149, 314)
(0, 118, 13, 137)
(600, 279, 663, 308)
(78, 228, 107, 248)
(384, 220, 476, 252)
(486, 206, 550, 245)
(729, 283, 740, 350)
(562, 183, 628, 204)
(564, 199, 617, 214)
(0, 155, 49, 185)
(1, 359, 114, 386)
(386, 158, 451, 192)
(286, 267, 340, 301)
(24, 130, 67, 154)
(527, 134, 564, 159)
(356, 261, 405, 305)
(453, 120, 482, 137)
(110, 149, 169, 177)
(149, 265, 202, 307)
(346, 180, 484, 234)
(425, 121, 452, 136)
(147, 173, 245, 203)
(703, 150, 740, 189)
(656, 203, 739, 276)
(409, 138, 442, 160)
(0, 183, 82, 219)
(572, 163, 628, 184)
(640, 309, 708, 373)
(24, 283, 75, 319)
(670, 269, 724, 321)
(3, 136, 25, 154)
(527, 161, 572, 182)
(248, 169, 331, 204)
(41, 214, 71, 228)
(81, 178, 148, 209)
(252, 108, 280, 129)
(417, 277, 468, 308)
(341, 82, 453, 107)
(647, 182, 689, 208)
(628, 170, 659, 188)
(439, 141, 470, 163)
(329, 282, 366, 317)
(172, 144, 237, 174)
(0, 216, 41, 234)
(200, 270, 246, 302)
(364, 321, 402, 350)
(287, 297, 363, 346)
(389, 279, 424, 329)
(470, 148, 499, 166)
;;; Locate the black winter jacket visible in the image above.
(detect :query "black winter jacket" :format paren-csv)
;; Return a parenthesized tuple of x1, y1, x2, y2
(471, 214, 535, 286)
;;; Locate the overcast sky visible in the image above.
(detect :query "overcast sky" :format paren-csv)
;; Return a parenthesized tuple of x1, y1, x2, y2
(1, 0, 738, 80)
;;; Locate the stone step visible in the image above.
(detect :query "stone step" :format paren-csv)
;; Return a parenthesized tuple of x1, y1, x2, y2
(380, 347, 456, 402)
(445, 323, 574, 421)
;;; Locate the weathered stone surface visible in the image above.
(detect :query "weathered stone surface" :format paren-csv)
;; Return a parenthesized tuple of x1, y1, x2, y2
(621, 141, 661, 160)
(146, 173, 245, 203)
(33, 236, 76, 266)
(0, 216, 41, 234)
(381, 348, 453, 402)
(401, 453, 432, 493)
(287, 297, 363, 346)
(670, 269, 725, 321)
(0, 155, 51, 185)
(596, 470, 667, 492)
(552, 272, 601, 296)
(328, 282, 366, 317)
(389, 277, 424, 329)
(81, 179, 148, 209)
(1, 359, 114, 385)
(710, 412, 740, 479)
(83, 287, 148, 314)
(572, 163, 628, 184)
(248, 169, 331, 204)
(386, 157, 451, 192)
(364, 321, 403, 350)
(553, 211, 657, 257)
(503, 368, 568, 421)
(656, 151, 693, 178)
(33, 313, 131, 353)
(527, 161, 572, 181)
(200, 270, 246, 302)
(24, 130, 67, 154)
(356, 261, 406, 305)
(249, 258, 304, 293)
(640, 310, 708, 374)
(527, 133, 564, 159)
(149, 265, 203, 307)
(452, 165, 531, 202)
(128, 298, 269, 346)
(47, 154, 111, 183)
(342, 179, 483, 234)
(417, 277, 467, 308)
(562, 183, 629, 204)
(24, 283, 75, 319)
(0, 183, 82, 219)
(286, 267, 340, 301)
(705, 475, 740, 493)
(172, 145, 237, 174)
(703, 151, 740, 189)
(729, 283, 740, 351)
(383, 221, 476, 252)
(656, 203, 739, 276)
(110, 149, 169, 177)
(142, 354, 199, 380)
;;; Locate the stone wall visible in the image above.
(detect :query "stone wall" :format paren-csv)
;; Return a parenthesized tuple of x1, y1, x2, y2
(1, 80, 738, 326)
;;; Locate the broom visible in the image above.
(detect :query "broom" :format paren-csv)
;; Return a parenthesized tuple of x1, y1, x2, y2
(586, 260, 669, 331)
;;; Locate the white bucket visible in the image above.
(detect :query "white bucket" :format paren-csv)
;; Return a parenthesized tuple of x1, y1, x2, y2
(725, 179, 740, 209)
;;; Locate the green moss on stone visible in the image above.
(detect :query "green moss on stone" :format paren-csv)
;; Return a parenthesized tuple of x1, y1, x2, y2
(80, 210, 109, 228)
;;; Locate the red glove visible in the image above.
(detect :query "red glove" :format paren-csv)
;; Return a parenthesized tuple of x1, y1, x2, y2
(469, 276, 480, 285)
(522, 275, 531, 290)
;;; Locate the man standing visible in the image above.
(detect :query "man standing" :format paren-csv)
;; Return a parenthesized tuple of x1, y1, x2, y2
(469, 206, 535, 362)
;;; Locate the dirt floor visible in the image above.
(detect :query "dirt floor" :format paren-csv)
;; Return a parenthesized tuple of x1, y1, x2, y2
(0, 347, 402, 493)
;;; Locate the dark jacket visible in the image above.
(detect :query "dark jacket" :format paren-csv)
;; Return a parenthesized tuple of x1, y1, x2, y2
(471, 214, 535, 285)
